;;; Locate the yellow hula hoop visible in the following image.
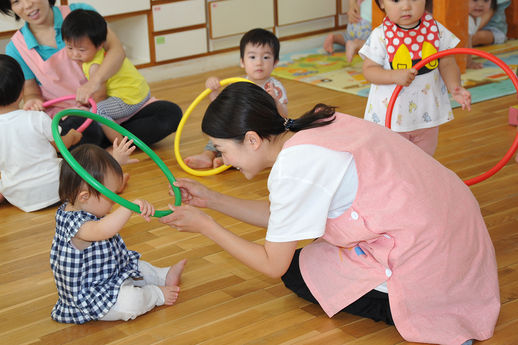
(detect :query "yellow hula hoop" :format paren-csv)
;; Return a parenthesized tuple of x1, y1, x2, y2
(174, 77, 254, 176)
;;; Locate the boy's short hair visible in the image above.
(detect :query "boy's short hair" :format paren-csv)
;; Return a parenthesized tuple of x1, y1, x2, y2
(59, 144, 123, 203)
(61, 9, 107, 47)
(0, 54, 24, 106)
(240, 28, 280, 61)
(374, 0, 433, 12)
(0, 0, 56, 20)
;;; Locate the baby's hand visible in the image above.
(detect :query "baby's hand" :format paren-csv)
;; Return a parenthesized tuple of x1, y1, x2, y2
(66, 129, 83, 146)
(265, 82, 282, 102)
(112, 137, 139, 165)
(205, 77, 221, 92)
(394, 69, 418, 86)
(452, 87, 472, 111)
(24, 98, 44, 112)
(133, 199, 155, 222)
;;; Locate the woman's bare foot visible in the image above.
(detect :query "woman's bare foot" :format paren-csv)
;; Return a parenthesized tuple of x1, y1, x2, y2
(165, 259, 187, 287)
(345, 39, 365, 63)
(159, 285, 181, 305)
(185, 151, 217, 169)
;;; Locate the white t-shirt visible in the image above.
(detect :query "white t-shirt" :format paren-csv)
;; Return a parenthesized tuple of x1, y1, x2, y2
(0, 109, 61, 211)
(266, 145, 358, 242)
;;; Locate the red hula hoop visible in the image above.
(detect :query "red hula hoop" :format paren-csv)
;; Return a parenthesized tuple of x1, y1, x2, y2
(385, 48, 518, 186)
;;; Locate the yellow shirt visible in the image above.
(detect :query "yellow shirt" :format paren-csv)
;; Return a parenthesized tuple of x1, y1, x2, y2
(82, 48, 150, 104)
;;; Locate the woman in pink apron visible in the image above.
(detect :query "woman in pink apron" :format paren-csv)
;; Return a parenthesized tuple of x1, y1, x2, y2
(159, 82, 499, 345)
(1, 0, 181, 147)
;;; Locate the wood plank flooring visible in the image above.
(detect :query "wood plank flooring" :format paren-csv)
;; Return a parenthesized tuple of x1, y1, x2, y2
(1, 65, 517, 344)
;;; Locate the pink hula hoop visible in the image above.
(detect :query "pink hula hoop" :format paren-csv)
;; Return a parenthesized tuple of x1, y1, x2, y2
(385, 48, 518, 186)
(42, 95, 97, 133)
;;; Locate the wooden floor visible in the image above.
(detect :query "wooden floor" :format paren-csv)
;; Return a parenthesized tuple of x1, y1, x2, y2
(1, 65, 517, 345)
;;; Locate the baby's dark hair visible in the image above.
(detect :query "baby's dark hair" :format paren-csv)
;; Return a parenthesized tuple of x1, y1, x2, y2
(59, 144, 123, 203)
(240, 28, 280, 62)
(0, 0, 56, 20)
(374, 0, 433, 12)
(61, 9, 107, 47)
(0, 54, 24, 106)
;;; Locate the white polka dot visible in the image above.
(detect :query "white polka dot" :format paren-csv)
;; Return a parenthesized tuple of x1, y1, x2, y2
(393, 38, 400, 46)
(386, 31, 394, 38)
(410, 52, 414, 59)
(421, 28, 427, 34)
(417, 35, 424, 42)
(427, 33, 435, 40)
(435, 40, 440, 47)
(384, 25, 388, 31)
(419, 51, 422, 57)
(388, 45, 395, 53)
(430, 25, 437, 32)
(425, 14, 432, 21)
(404, 37, 412, 44)
(423, 21, 430, 27)
(409, 31, 417, 36)
(412, 43, 419, 51)
(397, 31, 404, 38)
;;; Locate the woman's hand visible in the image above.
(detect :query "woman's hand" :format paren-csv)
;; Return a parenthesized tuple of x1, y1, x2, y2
(24, 98, 44, 111)
(111, 136, 139, 165)
(348, 0, 362, 23)
(159, 204, 215, 233)
(169, 178, 215, 208)
(134, 199, 155, 222)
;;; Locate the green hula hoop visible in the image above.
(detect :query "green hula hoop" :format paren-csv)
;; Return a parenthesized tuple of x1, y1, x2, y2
(52, 109, 181, 217)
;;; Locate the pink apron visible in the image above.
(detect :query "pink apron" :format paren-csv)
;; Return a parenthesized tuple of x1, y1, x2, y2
(284, 114, 500, 345)
(11, 7, 85, 117)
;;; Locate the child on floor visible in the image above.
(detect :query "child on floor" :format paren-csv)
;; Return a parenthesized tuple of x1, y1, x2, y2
(185, 28, 288, 169)
(323, 0, 372, 62)
(50, 144, 187, 324)
(359, 0, 472, 156)
(468, 0, 497, 69)
(61, 9, 151, 144)
(473, 0, 511, 46)
(0, 54, 82, 212)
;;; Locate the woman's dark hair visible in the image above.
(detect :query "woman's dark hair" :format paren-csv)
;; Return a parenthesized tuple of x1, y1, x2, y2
(491, 0, 498, 11)
(202, 82, 336, 142)
(374, 0, 433, 12)
(62, 9, 107, 47)
(59, 144, 123, 203)
(240, 28, 280, 62)
(0, 54, 25, 106)
(0, 0, 56, 20)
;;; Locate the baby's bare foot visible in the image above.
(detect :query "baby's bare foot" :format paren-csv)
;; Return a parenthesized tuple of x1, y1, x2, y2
(159, 285, 180, 305)
(165, 259, 187, 287)
(323, 33, 334, 54)
(185, 152, 215, 169)
(345, 39, 364, 63)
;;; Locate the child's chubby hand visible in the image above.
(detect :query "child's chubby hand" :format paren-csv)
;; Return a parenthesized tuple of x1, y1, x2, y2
(24, 98, 45, 112)
(205, 77, 221, 92)
(452, 87, 472, 111)
(265, 82, 282, 101)
(133, 199, 155, 222)
(66, 129, 83, 146)
(394, 68, 418, 87)
(112, 136, 139, 165)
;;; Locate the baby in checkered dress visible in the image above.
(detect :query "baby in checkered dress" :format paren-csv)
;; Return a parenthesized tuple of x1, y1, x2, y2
(50, 144, 186, 324)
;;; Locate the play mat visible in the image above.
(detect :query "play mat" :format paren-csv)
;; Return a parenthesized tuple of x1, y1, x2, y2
(272, 39, 518, 108)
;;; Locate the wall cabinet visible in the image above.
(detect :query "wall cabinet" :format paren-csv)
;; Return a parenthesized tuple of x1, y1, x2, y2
(0, 0, 347, 69)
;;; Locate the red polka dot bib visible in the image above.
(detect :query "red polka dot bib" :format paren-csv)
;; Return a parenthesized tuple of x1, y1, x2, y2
(383, 12, 440, 75)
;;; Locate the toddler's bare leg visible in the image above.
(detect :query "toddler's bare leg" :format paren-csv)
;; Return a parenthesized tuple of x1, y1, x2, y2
(345, 39, 365, 63)
(165, 259, 187, 287)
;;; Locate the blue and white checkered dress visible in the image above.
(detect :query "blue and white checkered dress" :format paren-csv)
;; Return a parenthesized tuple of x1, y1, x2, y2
(50, 203, 141, 324)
